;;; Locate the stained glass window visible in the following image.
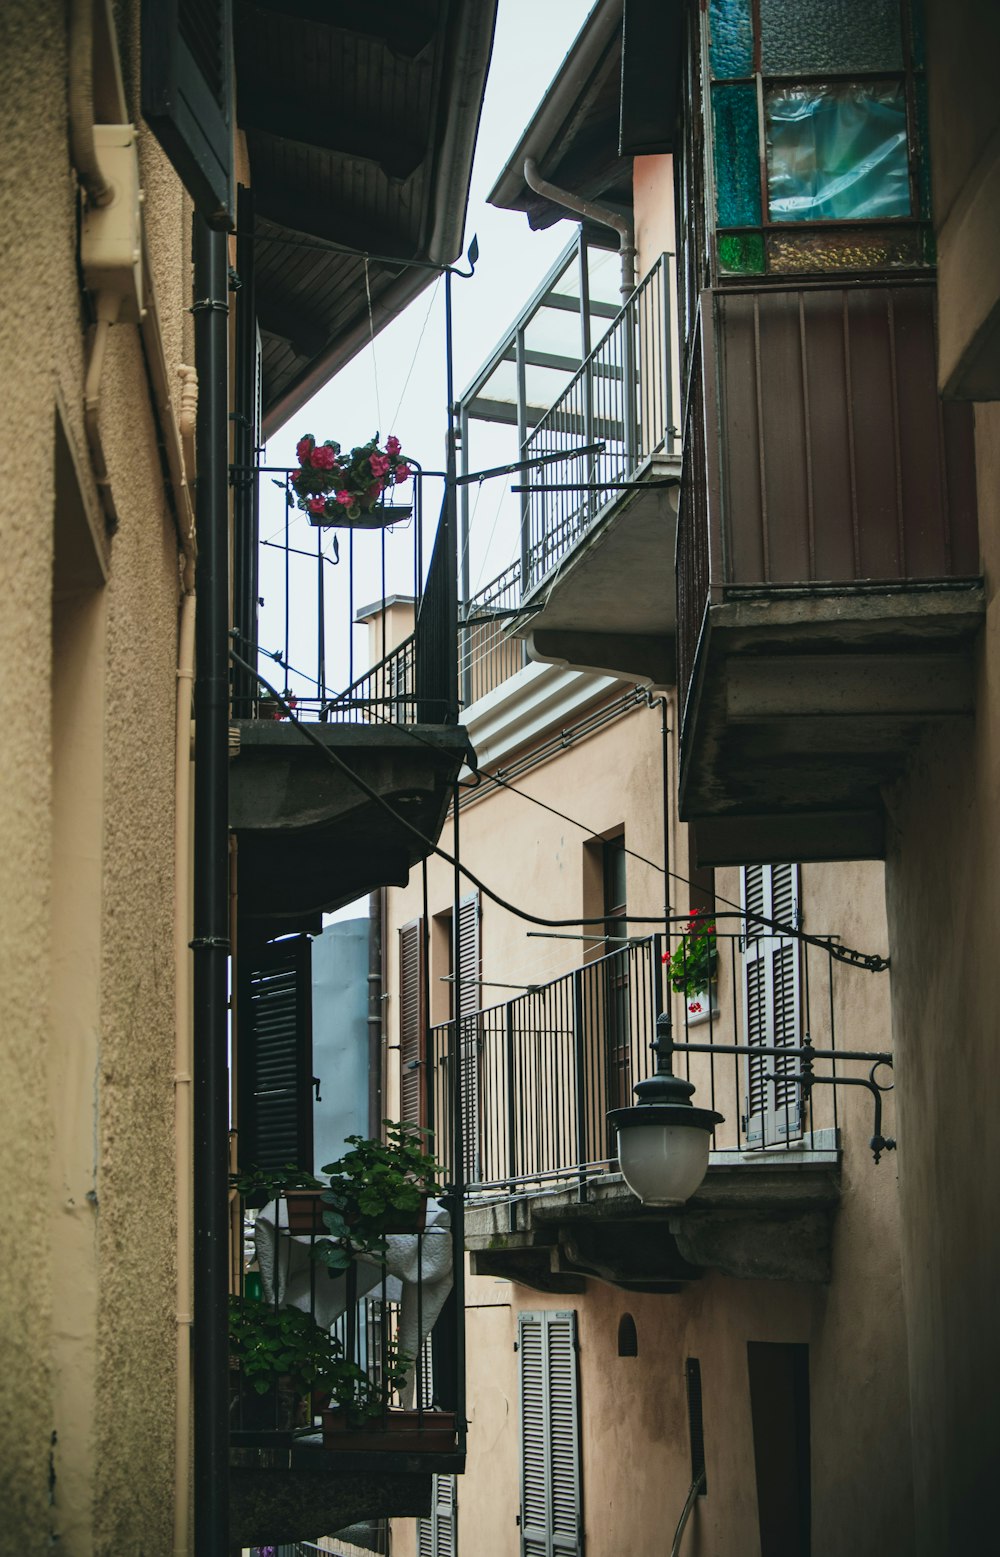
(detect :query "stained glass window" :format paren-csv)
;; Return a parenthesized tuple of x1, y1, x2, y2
(759, 0, 903, 75)
(712, 83, 762, 228)
(765, 82, 911, 221)
(708, 0, 753, 80)
(765, 226, 923, 272)
(719, 234, 765, 274)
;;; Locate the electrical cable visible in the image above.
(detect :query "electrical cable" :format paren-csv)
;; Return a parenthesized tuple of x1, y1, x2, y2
(228, 648, 890, 970)
(390, 275, 441, 429)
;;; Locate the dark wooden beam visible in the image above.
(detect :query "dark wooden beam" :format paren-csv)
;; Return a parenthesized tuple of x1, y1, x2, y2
(242, 98, 426, 180)
(240, 0, 441, 59)
(253, 188, 418, 260)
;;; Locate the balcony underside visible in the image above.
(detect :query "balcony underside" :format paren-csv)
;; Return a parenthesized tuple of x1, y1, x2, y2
(230, 721, 469, 933)
(517, 453, 681, 687)
(231, 1443, 465, 1546)
(466, 1158, 841, 1294)
(679, 586, 984, 866)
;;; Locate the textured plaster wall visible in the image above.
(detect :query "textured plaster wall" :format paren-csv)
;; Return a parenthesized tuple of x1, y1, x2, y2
(884, 403, 1000, 1554)
(0, 2, 191, 1548)
(387, 687, 912, 1554)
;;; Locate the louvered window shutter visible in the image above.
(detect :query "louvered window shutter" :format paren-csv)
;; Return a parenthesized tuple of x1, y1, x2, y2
(457, 893, 481, 1183)
(237, 935, 313, 1170)
(519, 1311, 582, 1557)
(741, 865, 802, 1147)
(399, 919, 426, 1127)
(417, 1474, 457, 1557)
(141, 0, 234, 226)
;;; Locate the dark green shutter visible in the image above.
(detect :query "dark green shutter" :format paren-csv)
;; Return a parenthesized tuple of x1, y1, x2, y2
(237, 934, 313, 1170)
(741, 865, 802, 1147)
(141, 0, 233, 227)
(457, 893, 481, 1183)
(399, 919, 426, 1127)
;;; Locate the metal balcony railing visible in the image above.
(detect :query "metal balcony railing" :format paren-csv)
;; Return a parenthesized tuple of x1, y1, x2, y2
(459, 558, 528, 708)
(233, 467, 458, 727)
(428, 928, 883, 1201)
(229, 1185, 459, 1450)
(520, 253, 679, 594)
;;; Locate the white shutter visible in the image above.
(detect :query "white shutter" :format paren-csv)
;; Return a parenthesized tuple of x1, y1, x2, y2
(519, 1311, 582, 1557)
(741, 865, 802, 1147)
(418, 1474, 457, 1557)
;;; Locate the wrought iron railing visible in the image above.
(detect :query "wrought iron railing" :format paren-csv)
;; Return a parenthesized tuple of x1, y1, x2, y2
(235, 467, 457, 727)
(460, 558, 528, 708)
(520, 253, 678, 594)
(229, 1184, 460, 1451)
(428, 927, 883, 1200)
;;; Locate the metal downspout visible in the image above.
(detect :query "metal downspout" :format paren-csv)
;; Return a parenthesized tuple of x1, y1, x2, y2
(191, 217, 230, 1552)
(523, 157, 636, 300)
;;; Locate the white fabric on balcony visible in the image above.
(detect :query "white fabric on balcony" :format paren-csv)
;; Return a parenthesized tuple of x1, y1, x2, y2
(253, 1197, 453, 1398)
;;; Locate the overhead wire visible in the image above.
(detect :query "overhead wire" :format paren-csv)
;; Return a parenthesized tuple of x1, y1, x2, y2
(229, 647, 890, 971)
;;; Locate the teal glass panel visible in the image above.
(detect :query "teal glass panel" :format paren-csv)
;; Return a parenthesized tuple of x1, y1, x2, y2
(915, 77, 932, 218)
(708, 0, 753, 78)
(759, 0, 903, 74)
(765, 82, 911, 221)
(718, 233, 765, 274)
(712, 83, 762, 228)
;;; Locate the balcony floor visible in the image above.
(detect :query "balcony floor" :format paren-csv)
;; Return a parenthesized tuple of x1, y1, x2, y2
(466, 1155, 841, 1293)
(231, 1440, 465, 1546)
(679, 585, 985, 865)
(230, 720, 469, 935)
(518, 452, 681, 687)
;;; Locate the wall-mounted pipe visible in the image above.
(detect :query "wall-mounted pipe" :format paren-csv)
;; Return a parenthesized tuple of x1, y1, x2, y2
(68, 0, 114, 209)
(523, 157, 636, 300)
(172, 585, 196, 1557)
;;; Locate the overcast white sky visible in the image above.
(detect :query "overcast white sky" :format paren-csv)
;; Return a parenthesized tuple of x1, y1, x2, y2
(257, 1, 594, 694)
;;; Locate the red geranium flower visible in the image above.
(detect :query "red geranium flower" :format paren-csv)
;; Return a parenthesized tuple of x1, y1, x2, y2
(386, 434, 401, 456)
(296, 435, 314, 463)
(311, 444, 338, 471)
(308, 496, 327, 515)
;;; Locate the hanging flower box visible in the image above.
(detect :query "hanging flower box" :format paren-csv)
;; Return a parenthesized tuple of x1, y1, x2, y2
(291, 432, 413, 528)
(322, 1407, 457, 1454)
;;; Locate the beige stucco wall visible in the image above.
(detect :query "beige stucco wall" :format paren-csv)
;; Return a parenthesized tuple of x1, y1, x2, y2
(883, 401, 1000, 1554)
(386, 671, 912, 1555)
(0, 2, 192, 1548)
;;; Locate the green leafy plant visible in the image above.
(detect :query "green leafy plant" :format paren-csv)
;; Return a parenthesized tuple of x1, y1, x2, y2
(230, 1163, 324, 1200)
(664, 913, 718, 997)
(312, 1121, 445, 1272)
(228, 1297, 342, 1397)
(327, 1346, 412, 1430)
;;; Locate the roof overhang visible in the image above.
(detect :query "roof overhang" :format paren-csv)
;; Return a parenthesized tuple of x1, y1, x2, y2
(235, 0, 498, 435)
(487, 0, 685, 231)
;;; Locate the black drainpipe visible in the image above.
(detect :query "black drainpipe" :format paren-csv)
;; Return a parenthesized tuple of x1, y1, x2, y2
(192, 214, 230, 1552)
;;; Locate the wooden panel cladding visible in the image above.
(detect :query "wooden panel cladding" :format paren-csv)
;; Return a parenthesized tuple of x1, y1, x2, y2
(712, 282, 979, 588)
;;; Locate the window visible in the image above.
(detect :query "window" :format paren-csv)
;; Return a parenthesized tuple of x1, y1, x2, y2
(519, 1311, 582, 1557)
(602, 836, 632, 1115)
(701, 0, 930, 278)
(741, 866, 802, 1147)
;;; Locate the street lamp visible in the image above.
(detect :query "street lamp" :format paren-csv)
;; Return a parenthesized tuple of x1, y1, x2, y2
(608, 1011, 723, 1206)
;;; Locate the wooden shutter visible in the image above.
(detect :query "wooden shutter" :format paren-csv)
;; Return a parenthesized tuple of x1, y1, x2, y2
(418, 1474, 457, 1557)
(237, 934, 313, 1170)
(519, 1311, 582, 1557)
(141, 0, 233, 226)
(741, 866, 802, 1147)
(399, 918, 426, 1127)
(457, 893, 481, 1183)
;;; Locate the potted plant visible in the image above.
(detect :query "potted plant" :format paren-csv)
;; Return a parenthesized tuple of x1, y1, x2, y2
(321, 1346, 457, 1453)
(312, 1121, 445, 1273)
(290, 432, 412, 527)
(664, 913, 718, 1011)
(230, 1163, 324, 1216)
(228, 1296, 342, 1433)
